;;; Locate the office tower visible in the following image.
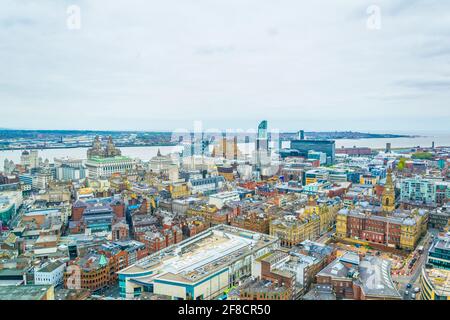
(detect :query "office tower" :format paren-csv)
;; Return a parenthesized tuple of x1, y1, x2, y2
(255, 120, 270, 174)
(290, 138, 336, 165)
(256, 120, 269, 153)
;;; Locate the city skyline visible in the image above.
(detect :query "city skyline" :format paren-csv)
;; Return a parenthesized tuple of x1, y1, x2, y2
(1, 0, 450, 132)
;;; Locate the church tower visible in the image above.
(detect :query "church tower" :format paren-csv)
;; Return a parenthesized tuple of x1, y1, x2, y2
(382, 169, 395, 212)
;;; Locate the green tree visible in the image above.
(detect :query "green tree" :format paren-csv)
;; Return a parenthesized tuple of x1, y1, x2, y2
(397, 158, 406, 171)
(412, 152, 433, 160)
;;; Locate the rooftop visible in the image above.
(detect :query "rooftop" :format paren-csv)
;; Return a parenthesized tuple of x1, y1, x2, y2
(119, 225, 278, 285)
(424, 268, 450, 297)
(0, 285, 53, 300)
(36, 261, 65, 273)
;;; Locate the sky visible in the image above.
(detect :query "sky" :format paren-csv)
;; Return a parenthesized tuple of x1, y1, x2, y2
(1, 0, 450, 133)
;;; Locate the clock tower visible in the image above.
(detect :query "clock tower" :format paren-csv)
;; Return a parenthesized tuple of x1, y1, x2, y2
(382, 169, 395, 212)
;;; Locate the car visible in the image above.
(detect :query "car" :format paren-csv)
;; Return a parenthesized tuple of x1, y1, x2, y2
(406, 283, 412, 289)
(414, 287, 420, 293)
(411, 293, 416, 299)
(405, 290, 409, 296)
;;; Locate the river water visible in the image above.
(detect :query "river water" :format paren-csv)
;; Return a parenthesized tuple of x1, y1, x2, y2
(1, 133, 450, 168)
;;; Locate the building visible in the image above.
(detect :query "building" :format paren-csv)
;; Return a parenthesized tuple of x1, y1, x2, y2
(165, 181, 190, 199)
(336, 147, 372, 156)
(85, 156, 136, 179)
(34, 261, 66, 286)
(270, 214, 320, 248)
(302, 284, 336, 300)
(240, 278, 292, 300)
(304, 169, 329, 185)
(20, 150, 39, 169)
(64, 253, 112, 292)
(382, 170, 396, 212)
(32, 172, 53, 191)
(290, 138, 335, 165)
(270, 198, 339, 248)
(189, 176, 225, 195)
(420, 267, 450, 300)
(70, 197, 124, 235)
(0, 285, 54, 300)
(87, 136, 122, 159)
(255, 120, 271, 173)
(315, 251, 401, 300)
(336, 208, 428, 250)
(3, 159, 15, 174)
(436, 181, 450, 205)
(307, 150, 327, 165)
(118, 225, 279, 300)
(400, 177, 438, 206)
(148, 149, 177, 175)
(217, 165, 234, 181)
(427, 235, 450, 270)
(0, 190, 22, 224)
(429, 208, 450, 230)
(209, 191, 240, 209)
(211, 137, 242, 160)
(56, 165, 86, 181)
(419, 233, 450, 300)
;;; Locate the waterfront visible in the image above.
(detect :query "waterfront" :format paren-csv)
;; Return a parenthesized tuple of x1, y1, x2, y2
(1, 133, 450, 166)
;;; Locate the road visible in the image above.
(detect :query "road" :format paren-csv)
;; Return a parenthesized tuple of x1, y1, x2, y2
(317, 228, 335, 244)
(393, 229, 438, 300)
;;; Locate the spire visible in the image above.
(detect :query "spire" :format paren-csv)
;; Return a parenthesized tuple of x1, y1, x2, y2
(385, 168, 393, 188)
(382, 168, 395, 212)
(157, 149, 162, 157)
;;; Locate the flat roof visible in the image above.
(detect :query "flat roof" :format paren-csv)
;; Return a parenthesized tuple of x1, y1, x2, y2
(37, 261, 65, 273)
(119, 225, 278, 285)
(0, 285, 53, 300)
(424, 268, 450, 297)
(86, 156, 133, 163)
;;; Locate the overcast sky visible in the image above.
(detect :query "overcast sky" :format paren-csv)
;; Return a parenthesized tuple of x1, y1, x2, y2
(1, 0, 449, 132)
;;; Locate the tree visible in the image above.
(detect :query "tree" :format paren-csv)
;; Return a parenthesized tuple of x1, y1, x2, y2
(397, 158, 406, 171)
(411, 152, 433, 160)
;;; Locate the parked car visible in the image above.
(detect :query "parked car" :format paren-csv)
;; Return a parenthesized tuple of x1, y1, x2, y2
(411, 293, 416, 299)
(414, 287, 420, 293)
(406, 283, 412, 289)
(405, 290, 409, 296)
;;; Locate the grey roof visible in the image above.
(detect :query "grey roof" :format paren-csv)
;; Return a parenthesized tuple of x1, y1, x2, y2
(358, 256, 401, 299)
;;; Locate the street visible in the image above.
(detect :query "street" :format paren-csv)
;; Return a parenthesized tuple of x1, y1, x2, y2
(392, 229, 438, 300)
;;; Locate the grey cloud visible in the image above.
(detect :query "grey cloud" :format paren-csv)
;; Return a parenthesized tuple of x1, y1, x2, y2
(0, 0, 449, 132)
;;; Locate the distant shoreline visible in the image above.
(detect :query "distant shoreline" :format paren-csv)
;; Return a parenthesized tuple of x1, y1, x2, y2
(0, 136, 425, 152)
(0, 143, 179, 152)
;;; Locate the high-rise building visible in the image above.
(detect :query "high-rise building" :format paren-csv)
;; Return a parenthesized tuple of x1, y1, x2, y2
(255, 120, 271, 175)
(256, 120, 269, 154)
(290, 138, 335, 165)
